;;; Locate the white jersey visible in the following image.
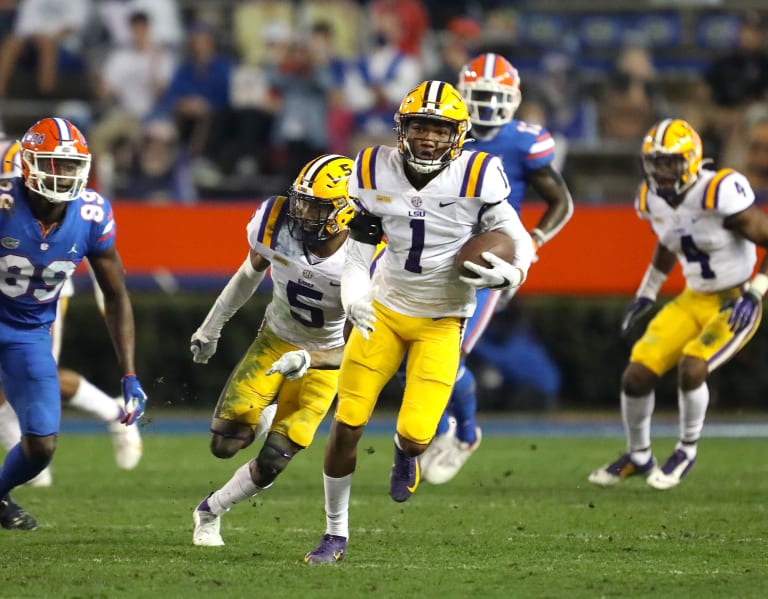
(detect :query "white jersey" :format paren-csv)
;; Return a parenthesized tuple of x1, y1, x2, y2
(246, 195, 347, 350)
(350, 145, 525, 318)
(635, 168, 756, 293)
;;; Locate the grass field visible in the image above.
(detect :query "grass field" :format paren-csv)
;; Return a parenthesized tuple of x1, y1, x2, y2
(3, 425, 767, 598)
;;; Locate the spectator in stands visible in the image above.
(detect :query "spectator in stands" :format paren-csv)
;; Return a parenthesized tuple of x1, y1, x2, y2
(343, 9, 424, 149)
(529, 51, 598, 144)
(427, 17, 481, 84)
(369, 0, 429, 57)
(233, 0, 295, 68)
(703, 10, 768, 161)
(90, 11, 176, 159)
(265, 31, 334, 178)
(98, 0, 183, 51)
(113, 119, 196, 203)
(155, 21, 234, 187)
(599, 41, 668, 140)
(0, 0, 92, 98)
(300, 0, 363, 60)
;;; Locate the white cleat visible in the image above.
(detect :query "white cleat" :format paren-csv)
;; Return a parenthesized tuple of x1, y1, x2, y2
(255, 402, 277, 440)
(423, 426, 481, 485)
(419, 417, 457, 476)
(24, 466, 53, 488)
(193, 507, 224, 546)
(109, 408, 143, 470)
(646, 449, 695, 491)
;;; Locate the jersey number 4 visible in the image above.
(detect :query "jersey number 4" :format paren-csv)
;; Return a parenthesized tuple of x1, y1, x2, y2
(681, 235, 715, 279)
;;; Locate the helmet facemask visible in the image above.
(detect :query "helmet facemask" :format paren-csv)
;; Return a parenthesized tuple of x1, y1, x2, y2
(397, 115, 464, 174)
(287, 190, 349, 243)
(22, 149, 91, 203)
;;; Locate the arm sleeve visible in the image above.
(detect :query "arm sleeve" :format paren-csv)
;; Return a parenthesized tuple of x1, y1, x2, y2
(341, 238, 377, 311)
(198, 257, 266, 338)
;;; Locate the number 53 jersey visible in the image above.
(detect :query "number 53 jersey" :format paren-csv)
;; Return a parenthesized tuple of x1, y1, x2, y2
(636, 168, 757, 293)
(0, 178, 115, 328)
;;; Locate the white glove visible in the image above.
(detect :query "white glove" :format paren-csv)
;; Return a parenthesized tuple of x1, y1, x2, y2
(459, 251, 525, 290)
(346, 286, 377, 340)
(190, 330, 219, 364)
(266, 349, 311, 380)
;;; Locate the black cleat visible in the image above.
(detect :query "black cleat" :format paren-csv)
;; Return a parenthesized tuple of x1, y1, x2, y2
(0, 494, 38, 530)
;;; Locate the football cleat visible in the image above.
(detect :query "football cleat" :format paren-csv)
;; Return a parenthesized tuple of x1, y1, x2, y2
(646, 449, 695, 490)
(389, 443, 420, 502)
(24, 466, 53, 488)
(588, 452, 657, 487)
(0, 494, 38, 530)
(192, 498, 224, 546)
(418, 417, 457, 475)
(423, 426, 481, 485)
(109, 399, 143, 470)
(304, 534, 347, 564)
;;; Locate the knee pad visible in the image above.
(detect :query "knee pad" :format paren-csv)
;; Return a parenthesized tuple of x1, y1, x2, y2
(255, 436, 294, 487)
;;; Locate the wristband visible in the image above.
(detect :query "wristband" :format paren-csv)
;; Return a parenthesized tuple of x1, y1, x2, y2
(749, 273, 768, 297)
(636, 265, 667, 300)
(530, 228, 546, 248)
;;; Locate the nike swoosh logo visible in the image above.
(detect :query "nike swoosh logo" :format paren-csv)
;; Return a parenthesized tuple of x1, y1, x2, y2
(438, 201, 456, 207)
(333, 550, 344, 560)
(407, 460, 421, 493)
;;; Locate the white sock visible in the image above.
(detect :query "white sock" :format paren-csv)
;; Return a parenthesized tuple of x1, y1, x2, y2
(67, 378, 121, 422)
(621, 390, 655, 453)
(207, 462, 261, 516)
(678, 383, 709, 449)
(324, 473, 352, 539)
(0, 401, 22, 450)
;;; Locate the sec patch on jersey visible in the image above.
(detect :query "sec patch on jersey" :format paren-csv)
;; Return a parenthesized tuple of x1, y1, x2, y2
(455, 230, 516, 278)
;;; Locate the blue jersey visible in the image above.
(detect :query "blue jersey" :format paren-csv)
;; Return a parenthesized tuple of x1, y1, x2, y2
(0, 178, 116, 327)
(470, 119, 556, 212)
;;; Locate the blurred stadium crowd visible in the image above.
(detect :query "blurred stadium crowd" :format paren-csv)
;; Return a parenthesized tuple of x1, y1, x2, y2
(1, 0, 768, 205)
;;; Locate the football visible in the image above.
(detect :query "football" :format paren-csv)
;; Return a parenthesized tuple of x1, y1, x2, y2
(455, 230, 516, 278)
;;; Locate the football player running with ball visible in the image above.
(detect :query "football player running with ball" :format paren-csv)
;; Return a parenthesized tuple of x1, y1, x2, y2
(417, 53, 574, 485)
(589, 118, 768, 490)
(190, 154, 360, 547)
(304, 80, 534, 564)
(0, 118, 147, 530)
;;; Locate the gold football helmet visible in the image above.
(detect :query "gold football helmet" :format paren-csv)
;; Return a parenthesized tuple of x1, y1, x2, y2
(395, 80, 471, 174)
(641, 118, 703, 201)
(287, 154, 354, 243)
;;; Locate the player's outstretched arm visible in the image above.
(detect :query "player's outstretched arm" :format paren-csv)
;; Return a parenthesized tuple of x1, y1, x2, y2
(191, 250, 269, 364)
(88, 246, 148, 424)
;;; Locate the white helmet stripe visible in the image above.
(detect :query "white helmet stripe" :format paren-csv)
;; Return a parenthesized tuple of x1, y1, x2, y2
(301, 154, 344, 184)
(53, 117, 72, 141)
(425, 80, 444, 106)
(483, 53, 498, 79)
(654, 118, 673, 147)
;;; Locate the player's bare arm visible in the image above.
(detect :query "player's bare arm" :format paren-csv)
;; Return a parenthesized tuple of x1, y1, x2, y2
(87, 246, 136, 375)
(527, 165, 574, 245)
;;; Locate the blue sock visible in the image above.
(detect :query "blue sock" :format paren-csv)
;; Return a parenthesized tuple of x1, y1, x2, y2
(450, 362, 478, 445)
(0, 443, 50, 496)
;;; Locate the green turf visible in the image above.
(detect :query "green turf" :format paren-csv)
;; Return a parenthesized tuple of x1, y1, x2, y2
(2, 432, 767, 598)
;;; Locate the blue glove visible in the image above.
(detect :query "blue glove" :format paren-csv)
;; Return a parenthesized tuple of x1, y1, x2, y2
(620, 297, 655, 338)
(120, 374, 148, 425)
(728, 289, 762, 333)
